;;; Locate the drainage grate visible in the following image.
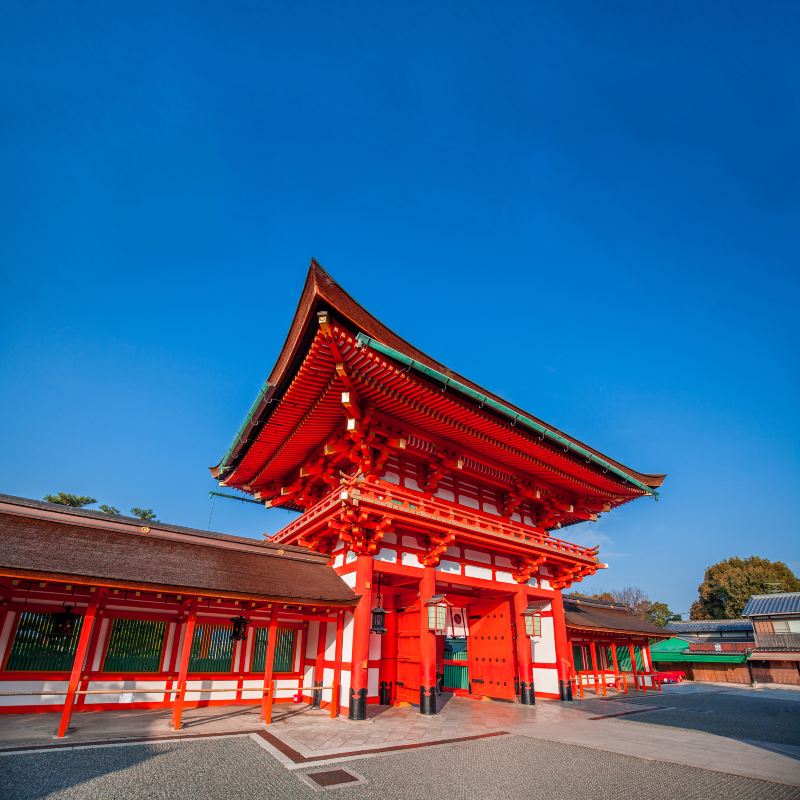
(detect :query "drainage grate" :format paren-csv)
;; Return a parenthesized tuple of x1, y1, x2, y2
(299, 767, 367, 792)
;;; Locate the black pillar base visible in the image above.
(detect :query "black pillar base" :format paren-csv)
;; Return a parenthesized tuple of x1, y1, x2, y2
(379, 681, 391, 705)
(312, 680, 322, 708)
(558, 679, 573, 701)
(419, 685, 437, 715)
(349, 688, 367, 720)
(518, 680, 536, 705)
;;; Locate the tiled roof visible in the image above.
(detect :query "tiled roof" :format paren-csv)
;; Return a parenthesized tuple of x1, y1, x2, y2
(666, 619, 753, 633)
(743, 593, 800, 618)
(563, 597, 669, 637)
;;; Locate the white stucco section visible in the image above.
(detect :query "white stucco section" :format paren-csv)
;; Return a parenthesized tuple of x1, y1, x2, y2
(368, 631, 382, 660)
(527, 577, 539, 588)
(368, 667, 380, 696)
(436, 559, 461, 574)
(324, 622, 338, 660)
(333, 553, 344, 568)
(401, 552, 423, 568)
(464, 564, 492, 581)
(533, 617, 556, 662)
(533, 667, 559, 695)
(341, 612, 354, 662)
(306, 621, 320, 658)
(494, 555, 513, 569)
(341, 572, 357, 588)
(445, 545, 461, 557)
(0, 680, 68, 706)
(381, 531, 397, 544)
(375, 547, 397, 563)
(322, 667, 334, 703)
(402, 535, 419, 548)
(464, 548, 491, 564)
(345, 550, 357, 564)
(495, 571, 515, 584)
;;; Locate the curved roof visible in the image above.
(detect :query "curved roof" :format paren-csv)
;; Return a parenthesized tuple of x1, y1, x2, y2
(564, 596, 670, 637)
(743, 593, 800, 618)
(212, 261, 665, 504)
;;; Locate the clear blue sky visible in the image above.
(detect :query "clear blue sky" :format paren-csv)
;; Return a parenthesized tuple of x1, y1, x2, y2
(1, 2, 798, 614)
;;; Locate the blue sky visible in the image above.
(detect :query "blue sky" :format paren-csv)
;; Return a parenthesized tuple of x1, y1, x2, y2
(1, 2, 798, 614)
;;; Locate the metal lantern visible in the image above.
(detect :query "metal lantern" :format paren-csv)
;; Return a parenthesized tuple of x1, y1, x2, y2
(51, 605, 77, 639)
(370, 574, 387, 634)
(230, 615, 249, 641)
(425, 595, 450, 635)
(522, 605, 542, 639)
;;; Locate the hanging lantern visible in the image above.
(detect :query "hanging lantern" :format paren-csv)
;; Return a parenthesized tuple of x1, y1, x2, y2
(425, 595, 450, 635)
(51, 605, 77, 639)
(521, 605, 542, 639)
(230, 616, 249, 641)
(370, 574, 387, 634)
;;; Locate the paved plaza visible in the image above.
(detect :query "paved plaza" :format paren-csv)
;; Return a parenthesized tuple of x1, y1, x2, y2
(1, 684, 799, 799)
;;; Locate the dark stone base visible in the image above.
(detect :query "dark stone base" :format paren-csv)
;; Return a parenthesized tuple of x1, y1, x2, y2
(379, 681, 391, 705)
(518, 680, 536, 705)
(349, 688, 367, 720)
(558, 679, 573, 701)
(312, 681, 322, 708)
(419, 685, 437, 715)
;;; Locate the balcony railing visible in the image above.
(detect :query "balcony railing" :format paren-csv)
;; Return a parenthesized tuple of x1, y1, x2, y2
(271, 477, 600, 563)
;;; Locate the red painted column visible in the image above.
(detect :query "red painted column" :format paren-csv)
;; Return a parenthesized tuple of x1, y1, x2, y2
(171, 599, 198, 731)
(550, 590, 572, 701)
(418, 565, 437, 715)
(513, 583, 535, 704)
(57, 592, 103, 737)
(349, 553, 374, 720)
(261, 614, 279, 723)
(330, 609, 344, 718)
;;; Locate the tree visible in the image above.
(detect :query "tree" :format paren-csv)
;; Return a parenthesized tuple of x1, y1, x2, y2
(98, 505, 120, 515)
(43, 492, 96, 508)
(690, 557, 800, 619)
(130, 507, 157, 521)
(644, 601, 673, 627)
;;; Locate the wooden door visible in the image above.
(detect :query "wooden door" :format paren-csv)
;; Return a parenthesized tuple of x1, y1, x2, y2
(467, 598, 516, 701)
(395, 593, 421, 705)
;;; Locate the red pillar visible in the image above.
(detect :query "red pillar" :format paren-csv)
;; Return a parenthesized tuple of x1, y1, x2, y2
(513, 583, 535, 704)
(260, 614, 279, 723)
(349, 553, 373, 720)
(171, 599, 198, 731)
(550, 590, 572, 701)
(330, 609, 344, 718)
(57, 592, 102, 737)
(418, 565, 437, 715)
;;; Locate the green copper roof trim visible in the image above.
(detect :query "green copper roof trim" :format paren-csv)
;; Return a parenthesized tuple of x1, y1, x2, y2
(217, 380, 272, 474)
(355, 334, 658, 498)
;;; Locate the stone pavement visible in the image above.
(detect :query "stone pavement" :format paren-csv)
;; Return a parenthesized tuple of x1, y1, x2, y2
(1, 684, 798, 788)
(2, 733, 798, 800)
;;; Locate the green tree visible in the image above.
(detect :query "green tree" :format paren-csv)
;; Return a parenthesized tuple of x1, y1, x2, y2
(690, 557, 800, 619)
(644, 601, 673, 627)
(98, 504, 120, 515)
(130, 507, 157, 521)
(43, 492, 96, 508)
(571, 587, 675, 627)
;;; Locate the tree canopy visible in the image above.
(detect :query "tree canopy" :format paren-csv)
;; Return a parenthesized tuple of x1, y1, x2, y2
(690, 556, 800, 619)
(130, 507, 157, 521)
(43, 492, 97, 507)
(98, 504, 120, 515)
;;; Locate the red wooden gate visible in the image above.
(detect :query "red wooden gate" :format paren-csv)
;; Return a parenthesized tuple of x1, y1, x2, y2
(395, 592, 421, 705)
(467, 598, 516, 701)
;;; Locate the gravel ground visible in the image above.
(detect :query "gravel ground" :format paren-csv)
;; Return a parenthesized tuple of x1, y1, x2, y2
(1, 734, 797, 800)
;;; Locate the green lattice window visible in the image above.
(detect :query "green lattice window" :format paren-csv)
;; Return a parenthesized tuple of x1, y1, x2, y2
(103, 618, 166, 673)
(615, 645, 645, 671)
(443, 637, 469, 690)
(188, 624, 233, 673)
(252, 627, 297, 673)
(572, 645, 585, 671)
(5, 611, 84, 671)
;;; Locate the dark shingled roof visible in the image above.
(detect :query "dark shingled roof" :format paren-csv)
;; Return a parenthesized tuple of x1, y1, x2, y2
(743, 593, 800, 618)
(666, 619, 753, 634)
(563, 596, 669, 637)
(0, 499, 357, 606)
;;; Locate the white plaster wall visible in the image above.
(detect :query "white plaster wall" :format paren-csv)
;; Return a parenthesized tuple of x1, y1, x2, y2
(437, 559, 460, 574)
(0, 680, 68, 706)
(533, 616, 556, 662)
(322, 667, 334, 703)
(185, 679, 239, 702)
(368, 631, 382, 660)
(464, 564, 492, 581)
(341, 572, 357, 588)
(401, 552, 423, 568)
(464, 548, 491, 564)
(367, 667, 380, 696)
(533, 667, 559, 695)
(324, 622, 338, 661)
(495, 571, 515, 584)
(341, 612, 354, 663)
(85, 680, 168, 705)
(375, 547, 397, 563)
(306, 621, 320, 658)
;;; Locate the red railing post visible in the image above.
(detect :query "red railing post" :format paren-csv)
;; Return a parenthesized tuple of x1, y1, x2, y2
(171, 598, 198, 731)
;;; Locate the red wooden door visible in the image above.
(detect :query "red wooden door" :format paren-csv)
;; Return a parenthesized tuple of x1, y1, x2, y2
(394, 593, 421, 705)
(467, 598, 516, 701)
